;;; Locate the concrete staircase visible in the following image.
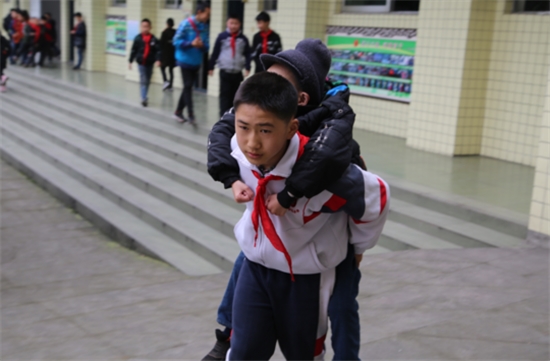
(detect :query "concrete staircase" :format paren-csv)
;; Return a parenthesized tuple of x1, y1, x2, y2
(0, 68, 529, 276)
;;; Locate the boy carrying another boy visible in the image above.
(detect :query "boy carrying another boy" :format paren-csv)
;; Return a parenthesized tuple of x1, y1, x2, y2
(208, 14, 251, 117)
(205, 39, 370, 361)
(227, 71, 389, 359)
(129, 18, 161, 107)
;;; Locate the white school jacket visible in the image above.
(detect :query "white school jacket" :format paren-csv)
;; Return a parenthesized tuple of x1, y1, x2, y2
(231, 133, 389, 276)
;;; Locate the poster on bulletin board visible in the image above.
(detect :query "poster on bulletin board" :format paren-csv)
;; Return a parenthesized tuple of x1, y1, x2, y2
(326, 26, 416, 103)
(106, 15, 127, 56)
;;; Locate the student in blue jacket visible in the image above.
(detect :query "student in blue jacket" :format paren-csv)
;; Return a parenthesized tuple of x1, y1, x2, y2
(172, 1, 210, 125)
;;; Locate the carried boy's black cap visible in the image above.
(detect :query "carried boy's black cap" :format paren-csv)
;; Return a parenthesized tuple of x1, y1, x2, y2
(260, 38, 331, 105)
(256, 11, 270, 22)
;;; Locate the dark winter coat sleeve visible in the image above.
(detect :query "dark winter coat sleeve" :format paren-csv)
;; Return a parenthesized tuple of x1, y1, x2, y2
(277, 86, 356, 208)
(207, 109, 240, 188)
(129, 35, 139, 63)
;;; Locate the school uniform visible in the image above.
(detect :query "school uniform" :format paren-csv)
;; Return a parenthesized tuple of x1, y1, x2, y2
(129, 33, 160, 102)
(72, 21, 86, 69)
(251, 30, 282, 73)
(208, 30, 251, 117)
(229, 132, 389, 360)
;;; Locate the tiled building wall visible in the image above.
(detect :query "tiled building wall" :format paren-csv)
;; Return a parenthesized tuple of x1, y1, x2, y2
(106, 5, 128, 77)
(529, 62, 550, 237)
(480, 2, 550, 166)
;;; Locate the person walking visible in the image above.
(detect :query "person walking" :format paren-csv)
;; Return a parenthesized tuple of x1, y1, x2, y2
(172, 1, 210, 125)
(129, 18, 160, 107)
(70, 12, 86, 70)
(159, 18, 176, 91)
(250, 11, 282, 73)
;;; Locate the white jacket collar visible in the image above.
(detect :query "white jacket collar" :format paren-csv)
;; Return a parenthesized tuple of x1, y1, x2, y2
(231, 134, 299, 178)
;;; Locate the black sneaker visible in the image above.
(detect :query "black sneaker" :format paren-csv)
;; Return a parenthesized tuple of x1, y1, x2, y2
(188, 116, 198, 128)
(141, 99, 148, 107)
(201, 329, 230, 361)
(173, 112, 186, 123)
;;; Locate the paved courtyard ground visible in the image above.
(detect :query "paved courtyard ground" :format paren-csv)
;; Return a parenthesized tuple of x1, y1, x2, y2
(1, 160, 548, 360)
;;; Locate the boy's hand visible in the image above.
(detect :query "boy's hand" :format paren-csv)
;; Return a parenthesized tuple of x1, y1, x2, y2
(244, 69, 250, 77)
(266, 194, 287, 216)
(355, 254, 363, 267)
(192, 37, 203, 48)
(208, 70, 213, 76)
(155, 61, 161, 67)
(128, 63, 132, 70)
(232, 180, 254, 203)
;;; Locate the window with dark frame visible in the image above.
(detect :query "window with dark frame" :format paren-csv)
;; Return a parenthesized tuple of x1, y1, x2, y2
(264, 0, 278, 11)
(111, 0, 126, 7)
(514, 0, 550, 12)
(165, 0, 183, 9)
(342, 0, 420, 13)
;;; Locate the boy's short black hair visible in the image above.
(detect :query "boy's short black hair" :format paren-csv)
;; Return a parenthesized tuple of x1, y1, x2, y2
(196, 1, 210, 13)
(234, 72, 298, 122)
(21, 10, 29, 21)
(167, 18, 174, 27)
(227, 13, 241, 22)
(74, 12, 82, 17)
(256, 11, 270, 22)
(141, 18, 151, 25)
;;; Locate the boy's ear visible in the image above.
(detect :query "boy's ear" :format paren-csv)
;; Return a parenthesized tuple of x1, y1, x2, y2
(297, 92, 310, 106)
(287, 118, 299, 139)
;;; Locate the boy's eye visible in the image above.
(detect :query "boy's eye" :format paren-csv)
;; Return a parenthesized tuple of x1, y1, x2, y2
(260, 129, 271, 134)
(239, 126, 248, 130)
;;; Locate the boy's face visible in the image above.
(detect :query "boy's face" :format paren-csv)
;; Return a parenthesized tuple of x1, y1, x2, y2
(75, 16, 81, 23)
(140, 21, 151, 34)
(227, 18, 241, 34)
(235, 104, 298, 170)
(257, 20, 269, 32)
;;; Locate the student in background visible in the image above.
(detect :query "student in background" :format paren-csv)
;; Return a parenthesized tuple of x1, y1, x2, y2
(208, 14, 251, 117)
(250, 11, 282, 73)
(172, 1, 210, 125)
(70, 12, 86, 70)
(129, 18, 160, 107)
(1, 31, 9, 92)
(159, 18, 176, 91)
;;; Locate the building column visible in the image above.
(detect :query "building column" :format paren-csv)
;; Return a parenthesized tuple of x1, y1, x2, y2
(125, 0, 158, 83)
(60, 0, 69, 63)
(206, 0, 227, 98)
(74, 0, 107, 71)
(528, 61, 550, 243)
(406, 0, 497, 156)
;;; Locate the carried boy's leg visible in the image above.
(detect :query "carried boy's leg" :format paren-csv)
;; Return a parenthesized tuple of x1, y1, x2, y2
(328, 244, 361, 361)
(230, 258, 277, 360)
(201, 252, 245, 361)
(217, 251, 245, 328)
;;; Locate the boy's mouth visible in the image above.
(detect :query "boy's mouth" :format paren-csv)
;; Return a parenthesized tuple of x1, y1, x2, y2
(247, 152, 262, 160)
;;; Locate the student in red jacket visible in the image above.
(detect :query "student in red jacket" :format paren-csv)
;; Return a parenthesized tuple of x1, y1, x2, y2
(129, 18, 160, 107)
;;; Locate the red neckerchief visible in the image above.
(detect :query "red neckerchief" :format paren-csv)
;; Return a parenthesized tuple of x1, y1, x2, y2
(250, 133, 309, 281)
(260, 30, 272, 54)
(230, 31, 238, 58)
(142, 33, 152, 65)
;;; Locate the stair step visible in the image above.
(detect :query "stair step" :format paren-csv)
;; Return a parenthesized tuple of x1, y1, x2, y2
(0, 116, 240, 271)
(2, 89, 238, 210)
(390, 198, 524, 248)
(383, 220, 462, 249)
(1, 102, 242, 239)
(9, 71, 208, 151)
(0, 136, 222, 276)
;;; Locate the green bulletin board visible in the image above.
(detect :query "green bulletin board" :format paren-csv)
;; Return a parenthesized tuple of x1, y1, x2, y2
(326, 28, 416, 103)
(106, 15, 126, 56)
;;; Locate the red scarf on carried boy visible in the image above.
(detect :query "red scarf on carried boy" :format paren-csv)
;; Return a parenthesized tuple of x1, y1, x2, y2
(260, 30, 272, 54)
(142, 33, 151, 65)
